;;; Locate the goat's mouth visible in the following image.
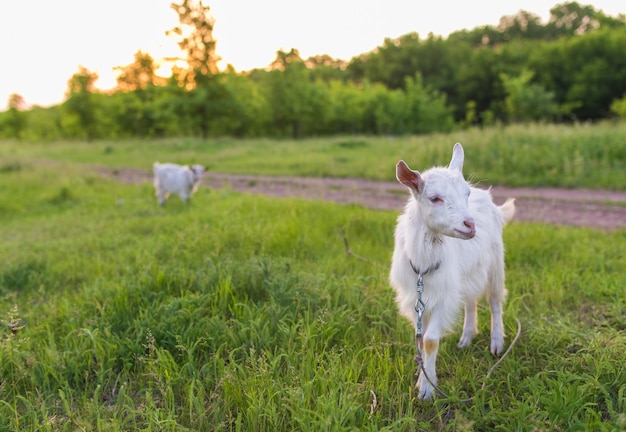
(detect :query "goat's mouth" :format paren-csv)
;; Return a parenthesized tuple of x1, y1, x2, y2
(454, 229, 476, 239)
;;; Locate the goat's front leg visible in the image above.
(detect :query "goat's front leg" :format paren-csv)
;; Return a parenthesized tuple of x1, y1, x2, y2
(156, 190, 167, 206)
(416, 319, 442, 400)
(458, 300, 478, 349)
(489, 294, 505, 355)
(178, 190, 191, 204)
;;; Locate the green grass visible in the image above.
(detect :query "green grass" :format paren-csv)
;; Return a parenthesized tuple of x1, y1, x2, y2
(0, 153, 624, 430)
(2, 120, 626, 189)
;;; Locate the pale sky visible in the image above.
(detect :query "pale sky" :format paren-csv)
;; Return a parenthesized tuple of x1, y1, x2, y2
(0, 0, 623, 109)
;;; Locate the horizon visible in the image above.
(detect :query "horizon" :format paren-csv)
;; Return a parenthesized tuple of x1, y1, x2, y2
(0, 0, 623, 110)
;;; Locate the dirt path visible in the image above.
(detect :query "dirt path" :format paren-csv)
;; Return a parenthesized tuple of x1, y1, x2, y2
(104, 167, 626, 231)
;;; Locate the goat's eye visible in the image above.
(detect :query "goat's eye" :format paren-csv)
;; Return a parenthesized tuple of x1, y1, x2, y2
(429, 196, 443, 204)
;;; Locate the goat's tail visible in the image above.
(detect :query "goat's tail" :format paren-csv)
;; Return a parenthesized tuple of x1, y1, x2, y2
(499, 198, 516, 225)
(153, 162, 160, 173)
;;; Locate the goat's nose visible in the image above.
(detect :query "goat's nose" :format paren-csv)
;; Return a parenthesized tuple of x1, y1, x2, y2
(464, 218, 476, 232)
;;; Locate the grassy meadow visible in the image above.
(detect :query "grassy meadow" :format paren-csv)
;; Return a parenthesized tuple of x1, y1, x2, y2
(0, 123, 625, 431)
(2, 121, 626, 189)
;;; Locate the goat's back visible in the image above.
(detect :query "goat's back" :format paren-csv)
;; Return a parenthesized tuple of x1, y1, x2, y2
(153, 162, 193, 193)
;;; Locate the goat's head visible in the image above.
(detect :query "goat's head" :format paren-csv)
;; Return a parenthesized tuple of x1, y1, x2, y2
(396, 143, 476, 239)
(190, 164, 205, 185)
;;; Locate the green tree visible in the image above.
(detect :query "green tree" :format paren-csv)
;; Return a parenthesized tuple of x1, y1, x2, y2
(610, 95, 626, 118)
(186, 76, 234, 138)
(548, 2, 601, 36)
(20, 106, 63, 141)
(403, 73, 454, 134)
(115, 50, 163, 91)
(369, 86, 399, 134)
(305, 55, 348, 82)
(113, 51, 168, 137)
(500, 69, 557, 122)
(166, 0, 225, 138)
(454, 48, 503, 122)
(497, 10, 545, 41)
(5, 93, 26, 139)
(219, 71, 270, 137)
(109, 90, 153, 137)
(264, 49, 328, 138)
(167, 0, 219, 88)
(566, 28, 626, 119)
(63, 66, 99, 139)
(150, 78, 188, 136)
(530, 26, 626, 121)
(327, 80, 368, 134)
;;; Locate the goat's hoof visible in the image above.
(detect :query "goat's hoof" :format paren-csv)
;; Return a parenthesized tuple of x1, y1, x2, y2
(490, 338, 504, 356)
(457, 335, 473, 349)
(416, 376, 435, 400)
(417, 385, 434, 400)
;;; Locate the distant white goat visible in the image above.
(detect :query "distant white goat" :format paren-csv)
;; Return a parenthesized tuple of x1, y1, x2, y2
(153, 162, 205, 206)
(389, 143, 515, 400)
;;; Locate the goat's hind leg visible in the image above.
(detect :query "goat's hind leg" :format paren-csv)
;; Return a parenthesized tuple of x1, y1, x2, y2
(487, 274, 506, 355)
(458, 300, 478, 349)
(488, 294, 505, 355)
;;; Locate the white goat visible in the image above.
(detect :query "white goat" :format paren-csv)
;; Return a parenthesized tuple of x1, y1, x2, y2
(389, 143, 515, 400)
(153, 162, 205, 206)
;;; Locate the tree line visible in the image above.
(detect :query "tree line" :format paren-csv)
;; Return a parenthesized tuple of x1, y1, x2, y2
(2, 1, 626, 141)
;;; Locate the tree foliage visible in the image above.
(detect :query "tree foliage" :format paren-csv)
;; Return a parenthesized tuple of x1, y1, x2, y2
(167, 0, 219, 88)
(1, 1, 625, 140)
(115, 51, 164, 92)
(610, 94, 626, 118)
(63, 66, 100, 140)
(501, 69, 558, 122)
(3, 94, 26, 138)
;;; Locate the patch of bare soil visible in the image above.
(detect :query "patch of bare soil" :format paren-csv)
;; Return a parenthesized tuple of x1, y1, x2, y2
(102, 167, 626, 231)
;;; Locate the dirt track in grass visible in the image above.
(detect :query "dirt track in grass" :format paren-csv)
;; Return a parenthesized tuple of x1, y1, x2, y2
(102, 167, 626, 231)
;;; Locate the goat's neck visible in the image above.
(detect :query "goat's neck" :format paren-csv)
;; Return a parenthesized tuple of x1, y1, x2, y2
(406, 202, 444, 270)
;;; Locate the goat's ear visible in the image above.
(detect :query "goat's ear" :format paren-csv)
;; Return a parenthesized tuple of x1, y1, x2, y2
(449, 142, 464, 172)
(396, 160, 424, 194)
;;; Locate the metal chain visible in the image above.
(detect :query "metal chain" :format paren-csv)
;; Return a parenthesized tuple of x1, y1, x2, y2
(414, 273, 426, 380)
(414, 273, 426, 340)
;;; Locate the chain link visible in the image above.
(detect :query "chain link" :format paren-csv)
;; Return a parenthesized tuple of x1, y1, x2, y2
(414, 273, 425, 338)
(414, 272, 426, 379)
